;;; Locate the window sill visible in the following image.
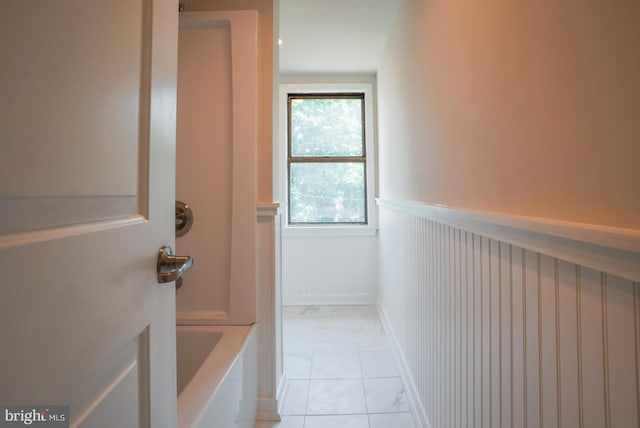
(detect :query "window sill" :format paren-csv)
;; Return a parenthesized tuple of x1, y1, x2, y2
(283, 225, 378, 238)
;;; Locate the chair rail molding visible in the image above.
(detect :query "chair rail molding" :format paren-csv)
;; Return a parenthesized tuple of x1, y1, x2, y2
(257, 202, 281, 218)
(376, 198, 640, 283)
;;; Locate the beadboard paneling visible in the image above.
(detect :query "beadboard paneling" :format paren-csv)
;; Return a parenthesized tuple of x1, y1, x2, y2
(282, 233, 377, 305)
(378, 204, 640, 428)
(256, 204, 284, 421)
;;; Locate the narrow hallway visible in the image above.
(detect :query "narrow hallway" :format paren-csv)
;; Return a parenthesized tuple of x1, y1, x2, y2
(257, 305, 416, 428)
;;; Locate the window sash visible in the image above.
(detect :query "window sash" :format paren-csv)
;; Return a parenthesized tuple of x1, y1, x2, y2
(287, 93, 366, 159)
(287, 93, 368, 225)
(288, 162, 367, 225)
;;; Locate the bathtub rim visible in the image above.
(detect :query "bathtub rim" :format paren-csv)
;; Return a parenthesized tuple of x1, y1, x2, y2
(176, 324, 257, 428)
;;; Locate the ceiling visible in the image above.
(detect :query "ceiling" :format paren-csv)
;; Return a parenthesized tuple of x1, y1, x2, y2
(278, 0, 401, 74)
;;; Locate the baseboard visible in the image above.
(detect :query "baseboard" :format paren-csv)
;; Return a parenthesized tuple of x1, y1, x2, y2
(283, 293, 377, 306)
(276, 372, 288, 415)
(255, 374, 288, 422)
(377, 303, 431, 428)
(255, 397, 281, 422)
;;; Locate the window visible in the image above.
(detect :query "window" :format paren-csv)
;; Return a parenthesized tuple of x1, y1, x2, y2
(287, 93, 368, 225)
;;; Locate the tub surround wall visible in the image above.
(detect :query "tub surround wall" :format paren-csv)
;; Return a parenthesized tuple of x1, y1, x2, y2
(179, 0, 274, 204)
(176, 11, 259, 326)
(176, 18, 233, 318)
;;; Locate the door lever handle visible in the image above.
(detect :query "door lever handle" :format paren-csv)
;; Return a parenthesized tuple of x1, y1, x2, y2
(157, 246, 194, 284)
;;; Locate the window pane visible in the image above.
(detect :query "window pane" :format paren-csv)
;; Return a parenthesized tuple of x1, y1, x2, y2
(290, 162, 365, 223)
(290, 97, 363, 157)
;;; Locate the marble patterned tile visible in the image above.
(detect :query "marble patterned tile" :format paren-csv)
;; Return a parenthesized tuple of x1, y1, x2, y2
(283, 322, 316, 354)
(363, 378, 409, 413)
(316, 316, 359, 333)
(280, 305, 416, 426)
(368, 412, 416, 428)
(282, 305, 322, 318)
(283, 352, 312, 379)
(355, 316, 384, 333)
(314, 341, 359, 353)
(296, 305, 341, 318)
(283, 318, 317, 334)
(315, 330, 358, 345)
(304, 414, 369, 428)
(357, 332, 390, 352)
(281, 380, 309, 415)
(311, 350, 362, 379)
(282, 305, 311, 318)
(334, 305, 378, 317)
(359, 351, 399, 378)
(306, 379, 367, 415)
(284, 335, 315, 354)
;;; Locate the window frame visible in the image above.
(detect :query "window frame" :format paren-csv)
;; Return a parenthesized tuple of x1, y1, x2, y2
(287, 92, 368, 226)
(278, 83, 377, 237)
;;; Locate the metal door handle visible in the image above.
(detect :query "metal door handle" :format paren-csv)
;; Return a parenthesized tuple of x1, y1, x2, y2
(157, 246, 194, 284)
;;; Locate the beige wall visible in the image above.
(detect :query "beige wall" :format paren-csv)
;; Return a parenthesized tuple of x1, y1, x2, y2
(182, 0, 274, 202)
(377, 0, 640, 229)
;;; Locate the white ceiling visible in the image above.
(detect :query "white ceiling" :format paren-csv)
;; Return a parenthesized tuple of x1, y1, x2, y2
(278, 0, 401, 74)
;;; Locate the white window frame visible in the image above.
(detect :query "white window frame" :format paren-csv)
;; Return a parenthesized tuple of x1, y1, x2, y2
(278, 83, 377, 237)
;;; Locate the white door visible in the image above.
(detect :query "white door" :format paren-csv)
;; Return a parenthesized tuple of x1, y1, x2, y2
(0, 1, 179, 427)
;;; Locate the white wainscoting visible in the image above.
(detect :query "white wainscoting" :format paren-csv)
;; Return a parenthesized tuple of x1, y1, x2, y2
(378, 200, 640, 428)
(282, 230, 378, 305)
(256, 203, 284, 421)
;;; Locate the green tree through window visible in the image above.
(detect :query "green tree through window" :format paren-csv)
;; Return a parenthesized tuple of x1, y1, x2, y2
(288, 94, 367, 224)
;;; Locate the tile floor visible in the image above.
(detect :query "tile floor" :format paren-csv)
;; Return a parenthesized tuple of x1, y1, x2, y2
(255, 305, 416, 428)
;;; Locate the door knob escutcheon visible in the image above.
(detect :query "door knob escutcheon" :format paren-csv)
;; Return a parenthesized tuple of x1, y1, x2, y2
(175, 201, 194, 237)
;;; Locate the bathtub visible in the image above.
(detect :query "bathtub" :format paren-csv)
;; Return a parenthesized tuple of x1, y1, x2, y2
(177, 325, 258, 428)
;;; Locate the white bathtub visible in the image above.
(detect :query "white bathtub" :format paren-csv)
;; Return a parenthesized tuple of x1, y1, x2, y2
(176, 325, 258, 428)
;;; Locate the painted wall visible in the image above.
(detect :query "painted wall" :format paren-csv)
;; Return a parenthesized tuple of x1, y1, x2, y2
(181, 0, 274, 203)
(377, 0, 640, 230)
